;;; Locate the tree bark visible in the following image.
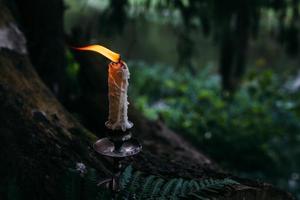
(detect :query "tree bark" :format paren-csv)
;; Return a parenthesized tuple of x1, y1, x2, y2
(13, 0, 67, 100)
(0, 1, 295, 200)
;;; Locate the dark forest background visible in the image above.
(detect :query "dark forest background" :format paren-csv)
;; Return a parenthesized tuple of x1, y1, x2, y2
(0, 0, 300, 199)
(61, 0, 300, 198)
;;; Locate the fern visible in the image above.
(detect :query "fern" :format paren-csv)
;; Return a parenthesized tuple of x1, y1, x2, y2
(172, 178, 184, 196)
(62, 165, 239, 200)
(149, 178, 165, 197)
(189, 180, 200, 191)
(118, 165, 240, 200)
(181, 179, 190, 196)
(128, 171, 143, 193)
(140, 175, 156, 198)
(185, 178, 239, 200)
(161, 178, 178, 196)
(119, 165, 133, 189)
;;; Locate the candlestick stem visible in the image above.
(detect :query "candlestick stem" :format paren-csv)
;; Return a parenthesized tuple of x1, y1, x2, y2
(94, 129, 142, 198)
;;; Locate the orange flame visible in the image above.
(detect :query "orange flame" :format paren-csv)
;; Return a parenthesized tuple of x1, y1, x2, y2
(75, 45, 120, 63)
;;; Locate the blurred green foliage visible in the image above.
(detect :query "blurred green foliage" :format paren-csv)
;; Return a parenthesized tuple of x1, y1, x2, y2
(129, 61, 300, 198)
(65, 0, 300, 92)
(65, 49, 81, 98)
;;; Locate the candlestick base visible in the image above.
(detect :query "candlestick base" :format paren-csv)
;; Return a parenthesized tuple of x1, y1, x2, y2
(93, 130, 142, 198)
(93, 137, 141, 157)
(94, 129, 141, 158)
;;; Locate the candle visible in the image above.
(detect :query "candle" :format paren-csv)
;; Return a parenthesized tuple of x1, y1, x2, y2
(75, 45, 133, 131)
(105, 61, 133, 131)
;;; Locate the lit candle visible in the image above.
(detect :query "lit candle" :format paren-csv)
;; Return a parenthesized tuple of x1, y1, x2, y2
(75, 45, 133, 131)
(106, 61, 133, 131)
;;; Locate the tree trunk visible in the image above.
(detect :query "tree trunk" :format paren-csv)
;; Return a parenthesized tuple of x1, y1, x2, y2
(219, 4, 250, 93)
(13, 0, 67, 100)
(0, 1, 295, 200)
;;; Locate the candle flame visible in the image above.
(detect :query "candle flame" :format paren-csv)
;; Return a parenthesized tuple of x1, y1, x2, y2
(75, 45, 120, 63)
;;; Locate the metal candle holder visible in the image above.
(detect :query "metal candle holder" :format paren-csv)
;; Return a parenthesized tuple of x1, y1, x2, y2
(93, 129, 142, 194)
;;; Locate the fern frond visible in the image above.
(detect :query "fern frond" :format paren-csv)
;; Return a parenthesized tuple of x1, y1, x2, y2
(189, 179, 200, 191)
(161, 178, 178, 196)
(181, 180, 190, 195)
(140, 175, 156, 196)
(63, 164, 240, 200)
(117, 165, 240, 200)
(128, 171, 142, 193)
(172, 178, 184, 196)
(186, 178, 239, 199)
(188, 193, 210, 200)
(119, 165, 133, 189)
(149, 178, 165, 198)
